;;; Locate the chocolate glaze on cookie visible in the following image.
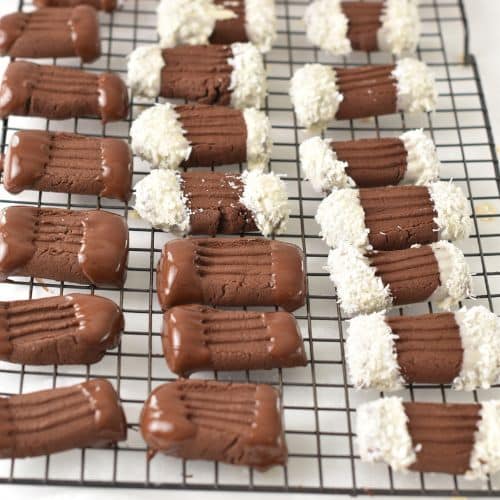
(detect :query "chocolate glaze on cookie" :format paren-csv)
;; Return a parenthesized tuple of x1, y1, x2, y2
(34, 0, 118, 11)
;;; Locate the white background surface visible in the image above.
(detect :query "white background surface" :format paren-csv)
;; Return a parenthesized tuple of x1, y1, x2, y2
(0, 0, 498, 499)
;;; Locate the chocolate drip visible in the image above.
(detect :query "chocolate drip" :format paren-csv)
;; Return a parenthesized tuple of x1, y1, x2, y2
(341, 2, 383, 52)
(162, 304, 307, 375)
(33, 0, 118, 11)
(0, 7, 100, 62)
(182, 172, 256, 234)
(156, 237, 306, 312)
(161, 45, 233, 105)
(0, 206, 128, 287)
(332, 137, 408, 187)
(177, 104, 247, 167)
(0, 379, 127, 459)
(388, 313, 463, 384)
(0, 293, 123, 365)
(140, 379, 287, 469)
(359, 185, 438, 250)
(0, 62, 128, 123)
(210, 0, 248, 44)
(370, 245, 440, 305)
(404, 402, 480, 474)
(336, 65, 397, 120)
(3, 131, 133, 201)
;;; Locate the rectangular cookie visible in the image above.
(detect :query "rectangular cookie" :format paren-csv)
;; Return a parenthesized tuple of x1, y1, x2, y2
(156, 237, 306, 312)
(130, 103, 271, 170)
(357, 397, 500, 479)
(127, 43, 266, 109)
(299, 130, 440, 191)
(0, 293, 123, 365)
(2, 131, 133, 202)
(0, 379, 127, 459)
(162, 305, 307, 376)
(140, 379, 287, 469)
(346, 306, 500, 391)
(316, 182, 471, 251)
(0, 61, 129, 123)
(34, 0, 118, 10)
(327, 241, 472, 315)
(133, 170, 289, 236)
(0, 206, 128, 287)
(0, 6, 100, 62)
(290, 59, 437, 132)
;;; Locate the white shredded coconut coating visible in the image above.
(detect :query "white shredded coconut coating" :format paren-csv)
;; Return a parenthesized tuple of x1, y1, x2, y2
(400, 129, 440, 185)
(357, 397, 416, 471)
(290, 64, 343, 132)
(240, 170, 290, 236)
(127, 45, 164, 98)
(327, 245, 392, 316)
(299, 136, 353, 192)
(429, 181, 472, 241)
(430, 241, 472, 310)
(347, 312, 403, 391)
(393, 58, 438, 113)
(243, 108, 272, 170)
(316, 189, 370, 250)
(134, 169, 191, 233)
(453, 306, 500, 391)
(304, 0, 351, 56)
(244, 0, 277, 53)
(130, 103, 192, 170)
(157, 0, 236, 48)
(467, 401, 500, 480)
(229, 42, 267, 109)
(377, 0, 420, 56)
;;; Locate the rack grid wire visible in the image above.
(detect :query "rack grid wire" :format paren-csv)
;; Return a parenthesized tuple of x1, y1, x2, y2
(0, 0, 499, 495)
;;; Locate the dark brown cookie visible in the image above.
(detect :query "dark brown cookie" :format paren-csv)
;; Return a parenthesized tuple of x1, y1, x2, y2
(33, 0, 118, 11)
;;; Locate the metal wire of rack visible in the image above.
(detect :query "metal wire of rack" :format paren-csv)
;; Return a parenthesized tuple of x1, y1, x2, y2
(0, 0, 499, 495)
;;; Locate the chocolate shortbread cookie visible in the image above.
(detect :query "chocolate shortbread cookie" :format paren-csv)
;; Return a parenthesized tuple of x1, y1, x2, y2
(34, 0, 118, 11)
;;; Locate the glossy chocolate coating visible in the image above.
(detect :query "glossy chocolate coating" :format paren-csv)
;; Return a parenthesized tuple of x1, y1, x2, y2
(160, 45, 233, 105)
(331, 137, 408, 187)
(0, 293, 123, 365)
(3, 130, 133, 201)
(210, 0, 248, 44)
(156, 237, 306, 312)
(140, 379, 287, 469)
(359, 185, 438, 251)
(34, 0, 118, 11)
(0, 206, 128, 287)
(335, 65, 397, 120)
(162, 304, 307, 375)
(0, 378, 127, 458)
(0, 61, 129, 123)
(388, 312, 463, 384)
(342, 1, 383, 52)
(0, 6, 100, 62)
(404, 402, 480, 474)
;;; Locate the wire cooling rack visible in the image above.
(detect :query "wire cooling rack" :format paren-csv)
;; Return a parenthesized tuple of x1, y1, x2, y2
(0, 0, 499, 495)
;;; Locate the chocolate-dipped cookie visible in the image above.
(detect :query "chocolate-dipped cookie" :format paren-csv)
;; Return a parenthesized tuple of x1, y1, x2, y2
(127, 43, 266, 109)
(0, 379, 127, 458)
(327, 241, 472, 315)
(0, 206, 128, 287)
(290, 59, 437, 131)
(316, 182, 471, 251)
(140, 379, 287, 468)
(304, 0, 420, 56)
(2, 131, 133, 201)
(300, 130, 440, 191)
(0, 61, 129, 123)
(34, 0, 118, 10)
(130, 103, 271, 170)
(0, 6, 100, 62)
(0, 294, 123, 365)
(134, 170, 289, 236)
(162, 305, 307, 375)
(347, 306, 500, 391)
(156, 0, 276, 53)
(357, 397, 500, 478)
(156, 237, 306, 312)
